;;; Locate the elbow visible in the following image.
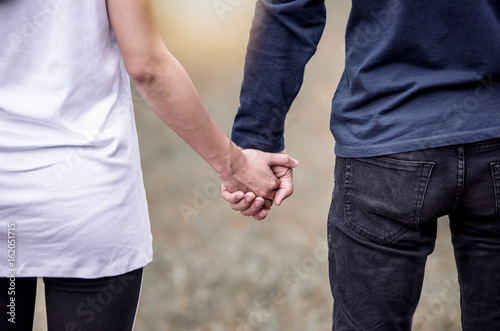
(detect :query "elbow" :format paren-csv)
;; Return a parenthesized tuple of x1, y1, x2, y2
(128, 64, 159, 87)
(125, 49, 181, 97)
(125, 48, 173, 88)
(125, 52, 167, 87)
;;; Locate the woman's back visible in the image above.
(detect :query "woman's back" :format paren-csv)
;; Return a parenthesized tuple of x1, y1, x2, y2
(0, 0, 153, 278)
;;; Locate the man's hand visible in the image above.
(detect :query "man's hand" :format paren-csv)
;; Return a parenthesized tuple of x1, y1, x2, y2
(221, 150, 296, 220)
(219, 148, 298, 200)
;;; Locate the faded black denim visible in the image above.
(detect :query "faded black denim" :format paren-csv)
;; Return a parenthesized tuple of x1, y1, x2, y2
(328, 137, 500, 330)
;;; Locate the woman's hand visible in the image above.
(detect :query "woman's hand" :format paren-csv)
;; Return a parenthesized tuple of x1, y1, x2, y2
(221, 149, 297, 220)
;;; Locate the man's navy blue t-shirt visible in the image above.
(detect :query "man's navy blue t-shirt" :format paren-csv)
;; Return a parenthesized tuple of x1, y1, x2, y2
(231, 0, 500, 157)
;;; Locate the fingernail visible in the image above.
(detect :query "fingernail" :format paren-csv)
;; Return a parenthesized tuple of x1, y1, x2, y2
(246, 195, 253, 202)
(255, 200, 264, 207)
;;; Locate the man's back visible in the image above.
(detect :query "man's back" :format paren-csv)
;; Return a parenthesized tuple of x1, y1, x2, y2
(333, 0, 500, 156)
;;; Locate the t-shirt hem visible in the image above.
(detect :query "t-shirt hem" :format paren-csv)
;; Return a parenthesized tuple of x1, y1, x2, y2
(334, 129, 500, 158)
(13, 254, 153, 279)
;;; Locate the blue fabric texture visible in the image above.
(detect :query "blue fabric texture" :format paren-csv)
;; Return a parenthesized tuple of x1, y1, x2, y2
(232, 0, 500, 157)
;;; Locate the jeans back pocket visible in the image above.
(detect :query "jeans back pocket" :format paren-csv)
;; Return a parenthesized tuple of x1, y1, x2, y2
(344, 156, 435, 244)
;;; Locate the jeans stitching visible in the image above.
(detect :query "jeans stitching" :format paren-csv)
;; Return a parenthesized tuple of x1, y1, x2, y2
(343, 158, 352, 229)
(414, 162, 435, 227)
(357, 156, 427, 171)
(490, 162, 500, 219)
(467, 137, 500, 153)
(450, 147, 465, 214)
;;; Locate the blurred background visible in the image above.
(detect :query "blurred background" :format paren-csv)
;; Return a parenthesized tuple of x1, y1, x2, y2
(33, 0, 461, 330)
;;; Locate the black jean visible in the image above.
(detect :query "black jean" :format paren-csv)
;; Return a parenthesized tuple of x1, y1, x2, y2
(329, 138, 500, 330)
(0, 268, 143, 331)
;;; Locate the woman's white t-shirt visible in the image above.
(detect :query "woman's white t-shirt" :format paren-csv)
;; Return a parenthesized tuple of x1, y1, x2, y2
(0, 0, 153, 278)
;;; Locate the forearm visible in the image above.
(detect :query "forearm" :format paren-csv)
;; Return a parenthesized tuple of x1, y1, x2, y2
(232, 0, 327, 152)
(131, 50, 242, 178)
(106, 0, 242, 178)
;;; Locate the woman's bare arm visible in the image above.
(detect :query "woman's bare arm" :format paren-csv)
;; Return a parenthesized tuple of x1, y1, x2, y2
(105, 0, 298, 216)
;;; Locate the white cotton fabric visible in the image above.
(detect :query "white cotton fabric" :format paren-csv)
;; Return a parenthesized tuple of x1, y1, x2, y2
(0, 0, 153, 278)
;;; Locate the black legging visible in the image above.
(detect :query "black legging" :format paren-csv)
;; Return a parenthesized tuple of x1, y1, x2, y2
(0, 268, 143, 331)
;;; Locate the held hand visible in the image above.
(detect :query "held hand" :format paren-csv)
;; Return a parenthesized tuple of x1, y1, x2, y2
(221, 190, 274, 221)
(221, 150, 296, 220)
(220, 148, 298, 201)
(270, 164, 294, 206)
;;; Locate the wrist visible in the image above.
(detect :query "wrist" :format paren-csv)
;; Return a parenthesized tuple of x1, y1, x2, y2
(211, 141, 246, 182)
